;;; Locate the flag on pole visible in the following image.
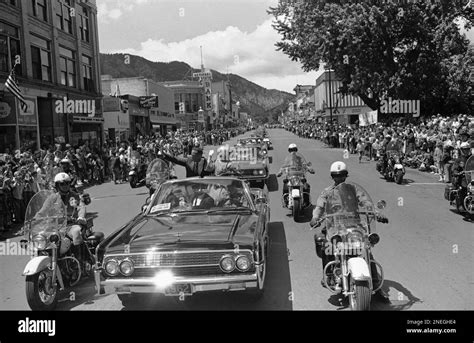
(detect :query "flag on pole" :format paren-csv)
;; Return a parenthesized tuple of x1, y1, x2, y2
(4, 63, 28, 112)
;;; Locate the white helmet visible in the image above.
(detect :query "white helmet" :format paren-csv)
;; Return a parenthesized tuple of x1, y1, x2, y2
(288, 144, 298, 152)
(460, 142, 470, 149)
(330, 161, 348, 177)
(54, 172, 71, 183)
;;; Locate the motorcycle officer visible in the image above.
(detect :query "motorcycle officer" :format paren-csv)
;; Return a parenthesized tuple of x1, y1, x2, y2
(310, 162, 389, 300)
(39, 173, 88, 264)
(60, 158, 78, 190)
(450, 140, 472, 203)
(277, 144, 315, 207)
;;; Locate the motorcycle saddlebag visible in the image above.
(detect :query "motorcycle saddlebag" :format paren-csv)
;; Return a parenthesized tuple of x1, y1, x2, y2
(444, 185, 456, 201)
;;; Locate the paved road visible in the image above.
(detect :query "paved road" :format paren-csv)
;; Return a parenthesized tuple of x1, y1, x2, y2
(1, 129, 472, 311)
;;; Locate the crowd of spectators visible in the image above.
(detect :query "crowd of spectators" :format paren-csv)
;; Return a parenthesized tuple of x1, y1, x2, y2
(286, 114, 474, 182)
(0, 127, 244, 233)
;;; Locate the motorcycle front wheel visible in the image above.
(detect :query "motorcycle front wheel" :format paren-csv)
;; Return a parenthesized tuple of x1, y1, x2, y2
(130, 175, 137, 189)
(395, 171, 404, 185)
(349, 278, 371, 311)
(25, 270, 58, 311)
(293, 199, 300, 222)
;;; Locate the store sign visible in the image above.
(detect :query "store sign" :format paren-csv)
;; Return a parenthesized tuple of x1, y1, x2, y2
(0, 101, 12, 119)
(104, 97, 121, 112)
(139, 96, 159, 109)
(193, 71, 213, 79)
(200, 78, 212, 111)
(18, 98, 37, 125)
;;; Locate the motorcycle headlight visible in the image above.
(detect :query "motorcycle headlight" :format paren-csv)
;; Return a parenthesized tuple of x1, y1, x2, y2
(219, 255, 236, 273)
(348, 232, 364, 251)
(120, 259, 135, 276)
(32, 234, 47, 250)
(236, 256, 251, 272)
(105, 259, 120, 276)
(368, 233, 380, 246)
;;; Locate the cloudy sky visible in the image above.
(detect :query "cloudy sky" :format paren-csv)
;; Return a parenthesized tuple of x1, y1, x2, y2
(97, 0, 473, 94)
(97, 0, 321, 93)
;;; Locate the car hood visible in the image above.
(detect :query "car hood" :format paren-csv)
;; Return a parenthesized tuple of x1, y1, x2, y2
(104, 213, 258, 254)
(230, 161, 266, 169)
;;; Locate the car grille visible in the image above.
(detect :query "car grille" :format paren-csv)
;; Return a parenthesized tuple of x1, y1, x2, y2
(131, 251, 253, 268)
(104, 250, 254, 268)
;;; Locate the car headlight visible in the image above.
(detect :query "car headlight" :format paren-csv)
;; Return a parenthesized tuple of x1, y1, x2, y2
(105, 259, 120, 276)
(236, 256, 251, 272)
(32, 234, 47, 250)
(219, 255, 236, 273)
(120, 259, 135, 276)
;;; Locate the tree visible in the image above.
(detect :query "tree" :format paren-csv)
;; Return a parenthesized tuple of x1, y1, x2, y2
(269, 0, 473, 116)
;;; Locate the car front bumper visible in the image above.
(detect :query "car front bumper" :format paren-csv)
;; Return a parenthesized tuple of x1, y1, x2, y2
(95, 269, 261, 296)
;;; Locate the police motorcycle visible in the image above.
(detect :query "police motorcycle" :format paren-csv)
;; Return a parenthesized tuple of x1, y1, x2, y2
(381, 150, 405, 185)
(445, 155, 474, 217)
(311, 182, 389, 311)
(279, 162, 315, 222)
(464, 156, 474, 218)
(21, 189, 104, 311)
(128, 150, 147, 189)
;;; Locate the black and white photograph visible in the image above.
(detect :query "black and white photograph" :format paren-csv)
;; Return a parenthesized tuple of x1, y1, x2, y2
(0, 0, 473, 336)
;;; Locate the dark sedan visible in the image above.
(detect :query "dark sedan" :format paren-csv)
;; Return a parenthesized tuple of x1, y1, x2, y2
(94, 177, 270, 306)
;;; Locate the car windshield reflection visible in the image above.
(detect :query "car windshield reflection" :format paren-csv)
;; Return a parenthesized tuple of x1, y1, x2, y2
(148, 179, 253, 215)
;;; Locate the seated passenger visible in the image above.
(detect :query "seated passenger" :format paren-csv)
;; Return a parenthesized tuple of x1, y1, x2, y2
(191, 184, 232, 209)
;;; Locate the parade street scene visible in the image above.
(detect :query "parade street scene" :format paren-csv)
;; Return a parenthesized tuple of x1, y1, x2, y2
(0, 0, 473, 314)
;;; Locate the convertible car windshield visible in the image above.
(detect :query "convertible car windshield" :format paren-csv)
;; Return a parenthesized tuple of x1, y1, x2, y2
(149, 179, 253, 214)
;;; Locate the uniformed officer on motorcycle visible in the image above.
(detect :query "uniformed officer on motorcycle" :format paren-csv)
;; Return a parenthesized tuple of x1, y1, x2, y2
(310, 162, 389, 300)
(37, 173, 88, 264)
(277, 144, 314, 206)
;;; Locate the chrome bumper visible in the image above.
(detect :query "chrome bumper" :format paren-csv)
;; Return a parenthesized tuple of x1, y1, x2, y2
(96, 270, 259, 296)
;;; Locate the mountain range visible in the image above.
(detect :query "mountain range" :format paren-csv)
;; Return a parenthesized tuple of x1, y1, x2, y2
(99, 53, 293, 122)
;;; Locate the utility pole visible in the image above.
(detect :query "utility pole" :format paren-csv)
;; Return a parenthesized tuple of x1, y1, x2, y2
(328, 67, 333, 125)
(200, 46, 204, 71)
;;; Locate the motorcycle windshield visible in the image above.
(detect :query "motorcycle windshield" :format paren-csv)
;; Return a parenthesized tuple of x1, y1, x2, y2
(465, 156, 474, 184)
(324, 182, 376, 237)
(146, 159, 170, 185)
(281, 154, 307, 176)
(24, 190, 66, 236)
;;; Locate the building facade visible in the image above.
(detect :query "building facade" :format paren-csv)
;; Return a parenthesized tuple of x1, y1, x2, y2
(0, 0, 103, 152)
(314, 71, 371, 124)
(160, 80, 205, 132)
(101, 76, 178, 137)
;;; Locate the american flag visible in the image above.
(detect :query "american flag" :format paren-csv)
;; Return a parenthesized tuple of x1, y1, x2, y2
(4, 65, 28, 112)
